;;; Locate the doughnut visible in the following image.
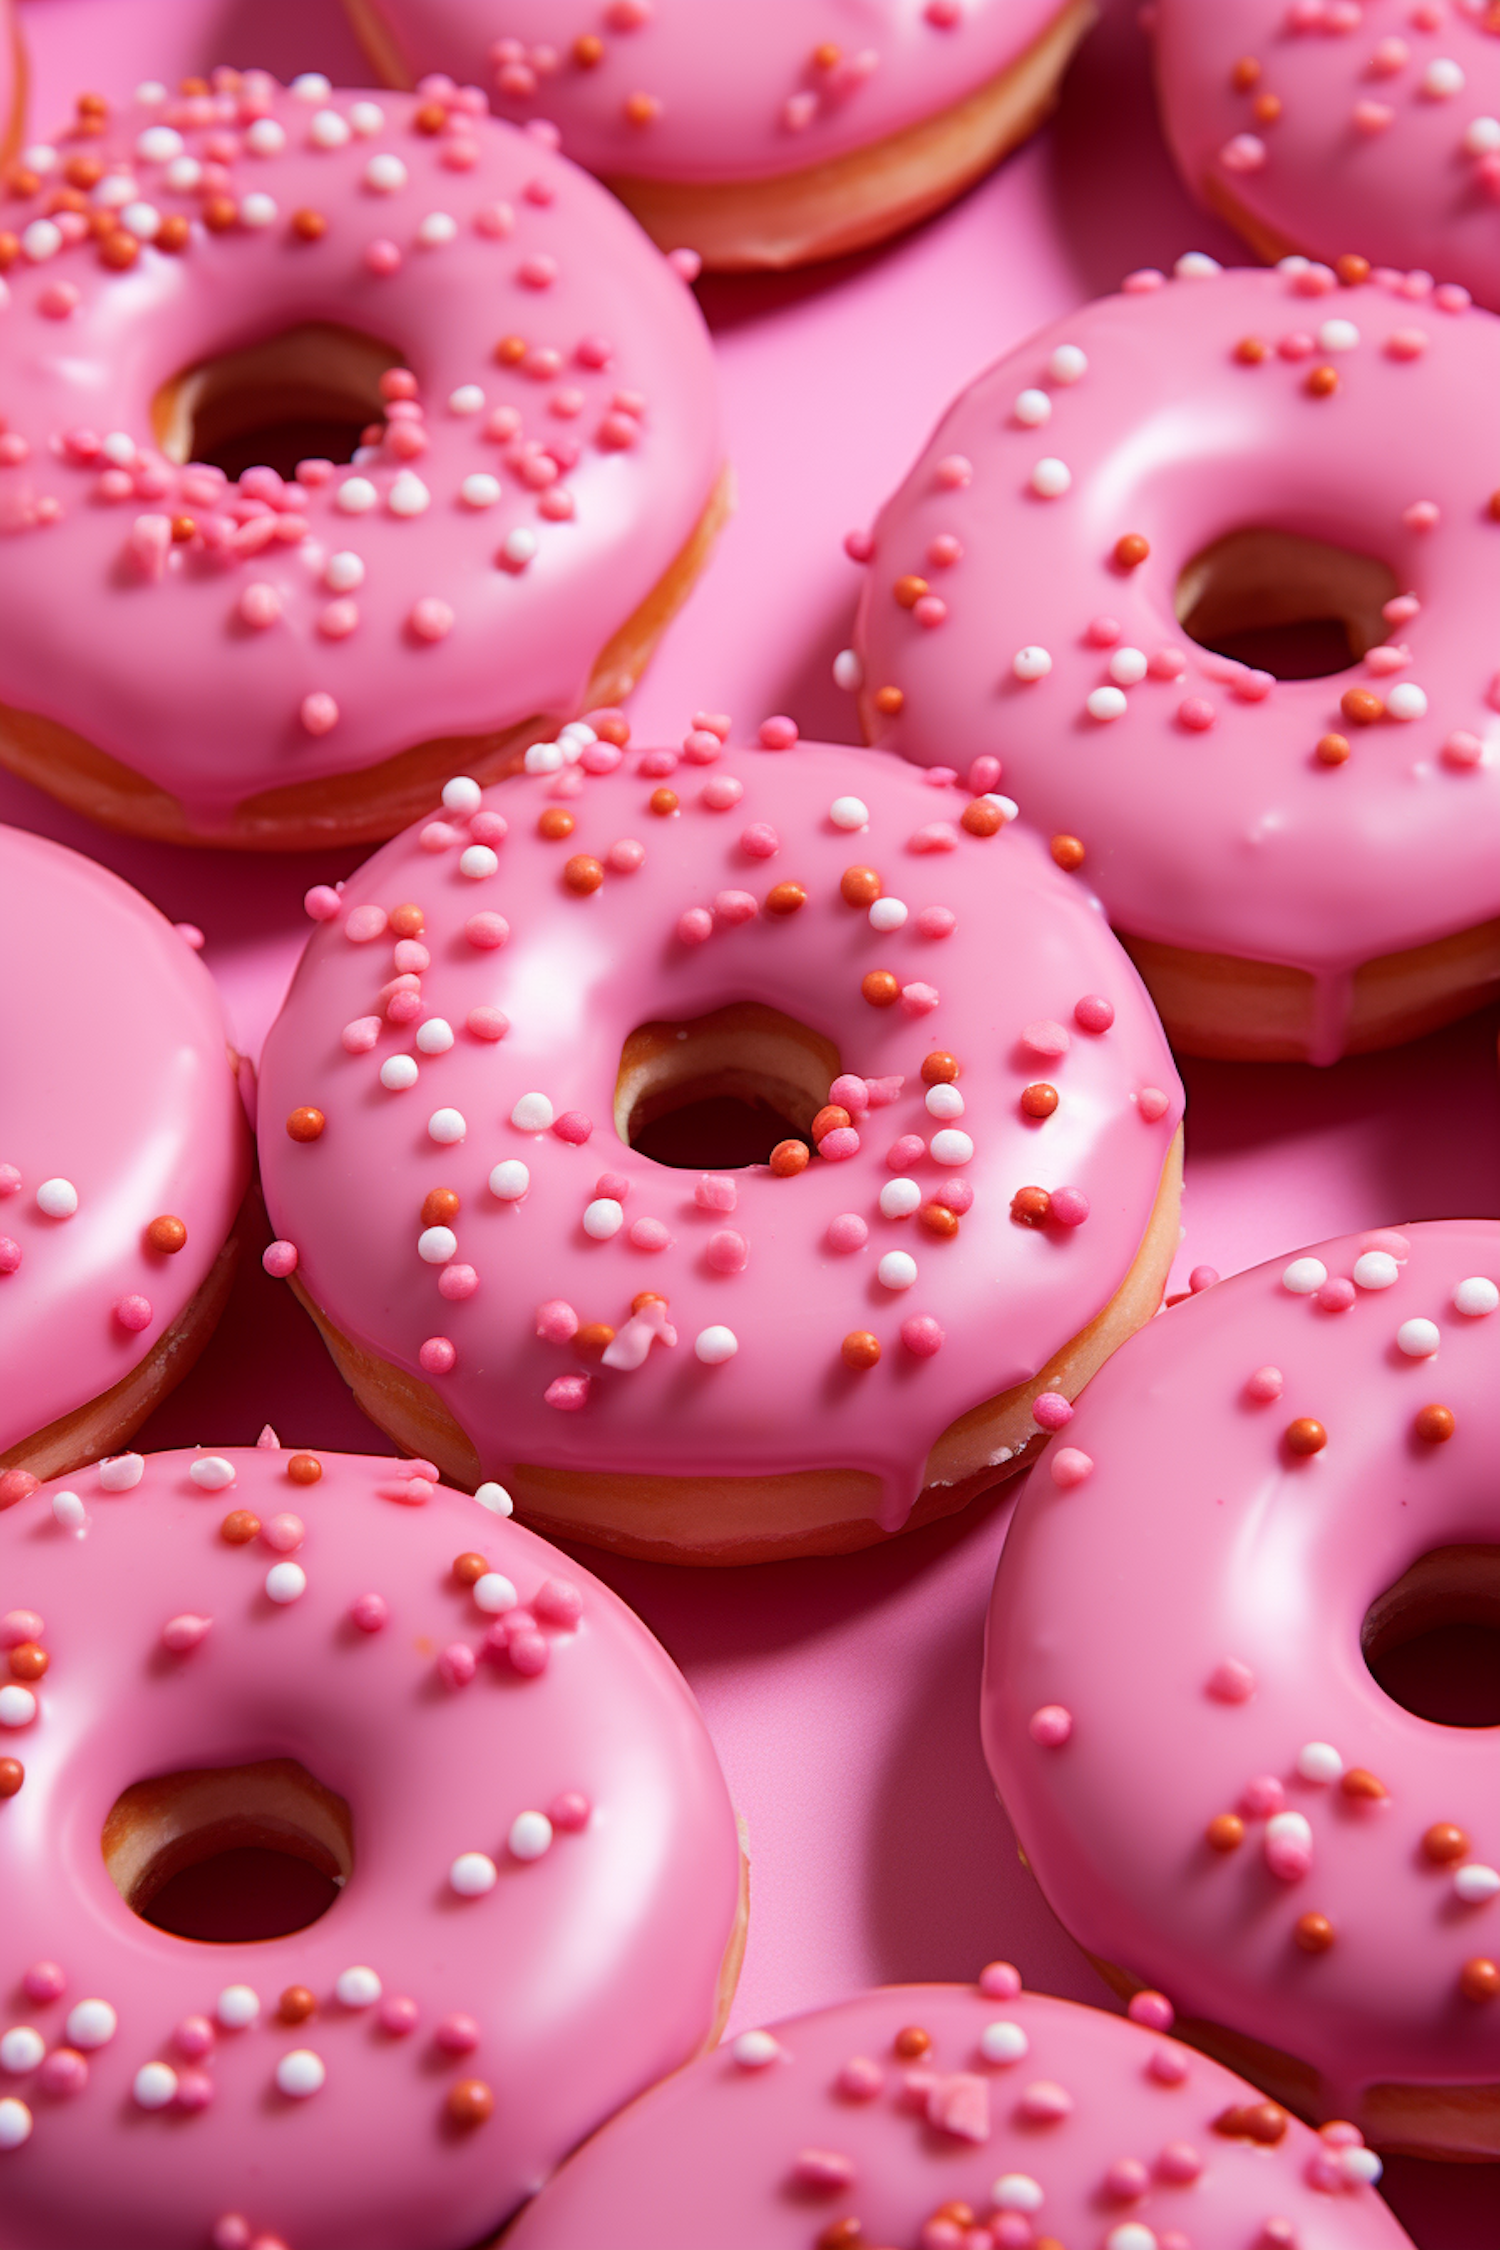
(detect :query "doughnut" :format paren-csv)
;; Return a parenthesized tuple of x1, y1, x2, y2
(256, 728, 1183, 1563)
(504, 1973, 1410, 2249)
(1153, 0, 1500, 315)
(0, 1441, 745, 2249)
(982, 1218, 1500, 2159)
(342, 1, 1098, 272)
(0, 71, 725, 850)
(853, 258, 1500, 1063)
(0, 824, 250, 1486)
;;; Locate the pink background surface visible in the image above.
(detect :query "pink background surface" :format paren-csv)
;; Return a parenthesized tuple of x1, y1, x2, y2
(7, 0, 1500, 2238)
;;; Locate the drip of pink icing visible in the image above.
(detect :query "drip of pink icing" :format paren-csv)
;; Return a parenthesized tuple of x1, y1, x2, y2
(0, 825, 250, 1457)
(1155, 0, 1500, 314)
(983, 1218, 1500, 2126)
(856, 264, 1500, 1065)
(0, 77, 719, 833)
(358, 2, 1067, 182)
(256, 738, 1182, 1526)
(0, 1446, 740, 2249)
(504, 1982, 1411, 2248)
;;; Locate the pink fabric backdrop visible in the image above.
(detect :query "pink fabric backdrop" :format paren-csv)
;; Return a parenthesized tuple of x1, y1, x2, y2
(8, 0, 1500, 2236)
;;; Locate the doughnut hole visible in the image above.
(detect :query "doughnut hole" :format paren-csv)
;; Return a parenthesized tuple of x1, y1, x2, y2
(616, 1002, 839, 1170)
(1175, 528, 1398, 681)
(102, 1757, 353, 1941)
(1362, 1546, 1500, 1729)
(152, 322, 403, 484)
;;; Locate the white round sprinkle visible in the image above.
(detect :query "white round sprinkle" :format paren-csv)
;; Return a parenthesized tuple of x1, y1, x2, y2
(0, 2028, 44, 2074)
(460, 473, 502, 510)
(99, 1453, 144, 1490)
(1423, 56, 1464, 97)
(165, 156, 202, 191)
(449, 385, 485, 416)
(1353, 1251, 1399, 1290)
(388, 472, 430, 517)
(121, 201, 161, 241)
(1463, 116, 1500, 156)
(583, 1198, 625, 1240)
(188, 1456, 235, 1491)
(1013, 646, 1053, 681)
(1029, 458, 1071, 498)
(993, 2173, 1045, 2211)
(489, 1160, 530, 1200)
(364, 153, 408, 193)
(265, 1562, 307, 1605)
(869, 896, 908, 932)
(136, 82, 169, 105)
(1086, 685, 1128, 722)
(245, 118, 286, 156)
(1296, 1741, 1343, 1784)
(459, 845, 499, 879)
(1454, 1276, 1500, 1316)
(1456, 1863, 1500, 1904)
(350, 101, 386, 135)
(418, 1226, 458, 1265)
(36, 1178, 78, 1219)
(1013, 388, 1051, 426)
(52, 1491, 85, 1530)
(336, 477, 378, 515)
(275, 2049, 325, 2099)
(879, 1179, 923, 1220)
(325, 551, 365, 592)
(832, 648, 863, 691)
(559, 722, 596, 747)
(1174, 250, 1221, 278)
(472, 1572, 518, 1615)
(442, 775, 481, 814)
(20, 219, 61, 262)
(1341, 2147, 1383, 2186)
(511, 1092, 554, 1132)
(66, 2000, 116, 2050)
(1281, 1257, 1327, 1295)
(416, 211, 458, 247)
(335, 1966, 382, 2008)
(0, 2098, 32, 2150)
(309, 108, 352, 148)
(416, 1018, 455, 1055)
(877, 1251, 918, 1291)
(133, 2062, 178, 2109)
(19, 145, 56, 175)
(238, 193, 277, 229)
(427, 1108, 467, 1145)
(1105, 2228, 1158, 2250)
(1108, 647, 1148, 686)
(450, 1852, 497, 1897)
(1048, 344, 1088, 383)
(524, 739, 563, 774)
(504, 527, 539, 567)
(292, 73, 333, 101)
(1318, 318, 1360, 352)
(979, 2020, 1029, 2064)
(829, 795, 869, 831)
(925, 1083, 965, 1120)
(508, 1810, 553, 1860)
(1386, 682, 1428, 721)
(930, 1129, 975, 1167)
(136, 124, 183, 162)
(0, 1687, 36, 1728)
(474, 1480, 515, 1516)
(216, 1986, 260, 2030)
(380, 1056, 420, 1092)
(695, 1326, 739, 1365)
(1397, 1317, 1440, 1357)
(731, 2030, 781, 2068)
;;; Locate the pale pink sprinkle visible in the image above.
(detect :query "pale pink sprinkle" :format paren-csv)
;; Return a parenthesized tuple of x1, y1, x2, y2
(793, 2150, 855, 2192)
(262, 1241, 298, 1279)
(173, 2017, 215, 2060)
(409, 596, 453, 642)
(1049, 1186, 1090, 1227)
(1230, 666, 1274, 702)
(1360, 1227, 1410, 1258)
(39, 280, 79, 318)
(714, 888, 758, 925)
(694, 1174, 737, 1213)
(1246, 1365, 1283, 1402)
(914, 595, 947, 628)
(1317, 1277, 1356, 1312)
(739, 822, 779, 858)
(420, 821, 460, 852)
(1386, 327, 1428, 359)
(393, 939, 430, 974)
(827, 1213, 868, 1252)
(701, 774, 743, 810)
(305, 884, 342, 921)
(1157, 2141, 1202, 2186)
(39, 2049, 88, 2097)
(887, 1134, 926, 1171)
(837, 2056, 885, 2099)
(706, 1229, 748, 1273)
(365, 238, 401, 274)
(580, 739, 622, 774)
(1086, 616, 1122, 647)
(1443, 730, 1484, 769)
(1050, 1447, 1094, 1489)
(1021, 1019, 1071, 1058)
(0, 1238, 19, 1275)
(1138, 1087, 1170, 1121)
(915, 906, 957, 939)
(349, 1592, 388, 1633)
(0, 1166, 20, 1197)
(161, 1614, 212, 1654)
(419, 1336, 456, 1375)
(300, 691, 339, 735)
(549, 1788, 591, 1829)
(818, 1127, 860, 1162)
(1220, 131, 1267, 170)
(1403, 500, 1440, 530)
(544, 1374, 589, 1411)
(901, 1314, 944, 1357)
(534, 1579, 583, 1628)
(387, 988, 423, 1026)
(261, 1513, 305, 1554)
(438, 1264, 478, 1300)
(21, 1959, 63, 2006)
(1208, 1658, 1256, 1703)
(682, 728, 722, 765)
(509, 1628, 549, 1674)
(1106, 2157, 1152, 2200)
(607, 837, 646, 872)
(928, 535, 963, 569)
(1018, 2079, 1073, 2121)
(1241, 1774, 1284, 1818)
(909, 821, 960, 853)
(694, 710, 732, 741)
(114, 1294, 152, 1332)
(1278, 330, 1315, 360)
(536, 1300, 579, 1343)
(1029, 1704, 1073, 1747)
(377, 1995, 419, 2035)
(435, 2013, 480, 2055)
(465, 912, 509, 951)
(1121, 267, 1165, 291)
(1127, 1989, 1175, 2032)
(553, 1110, 592, 1144)
(677, 906, 713, 945)
(1033, 1392, 1073, 1430)
(759, 715, 798, 750)
(629, 1218, 670, 1251)
(978, 1962, 1022, 2002)
(844, 527, 875, 560)
(437, 1642, 476, 1689)
(1178, 696, 1216, 731)
(595, 1173, 630, 1202)
(900, 982, 940, 1016)
(935, 453, 972, 487)
(1265, 1813, 1313, 1881)
(933, 1177, 972, 1215)
(319, 597, 359, 638)
(237, 580, 281, 628)
(864, 1076, 904, 1107)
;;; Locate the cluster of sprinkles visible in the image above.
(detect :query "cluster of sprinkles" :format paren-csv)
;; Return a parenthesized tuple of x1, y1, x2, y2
(0, 1153, 194, 1339)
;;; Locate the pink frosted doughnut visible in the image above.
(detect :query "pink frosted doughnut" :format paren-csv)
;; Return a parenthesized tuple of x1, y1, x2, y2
(505, 1975, 1410, 2250)
(344, 0, 1098, 270)
(256, 733, 1183, 1563)
(1153, 0, 1500, 314)
(0, 825, 250, 1485)
(854, 260, 1500, 1065)
(0, 72, 722, 849)
(983, 1218, 1500, 2159)
(0, 1441, 743, 2248)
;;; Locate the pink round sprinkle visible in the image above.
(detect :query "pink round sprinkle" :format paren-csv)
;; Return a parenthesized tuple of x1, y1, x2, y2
(341, 1017, 381, 1054)
(162, 1614, 213, 1654)
(706, 1229, 749, 1273)
(304, 884, 341, 922)
(174, 2016, 215, 2058)
(607, 838, 645, 872)
(1049, 1187, 1090, 1228)
(828, 1074, 868, 1112)
(470, 811, 507, 846)
(438, 1265, 478, 1300)
(1316, 1276, 1356, 1312)
(1178, 696, 1216, 732)
(349, 1593, 388, 1633)
(628, 1218, 670, 1251)
(739, 822, 779, 859)
(437, 1643, 476, 1690)
(419, 1336, 456, 1375)
(1207, 1658, 1256, 1704)
(260, 1513, 305, 1555)
(0, 1238, 21, 1275)
(463, 913, 510, 962)
(23, 1961, 65, 2004)
(1029, 1704, 1073, 1747)
(933, 1178, 973, 1215)
(701, 775, 743, 811)
(681, 729, 721, 765)
(968, 755, 1002, 794)
(509, 1629, 549, 1674)
(534, 1579, 583, 1628)
(1149, 2043, 1190, 2086)
(0, 1165, 19, 1196)
(1018, 2079, 1073, 2122)
(758, 715, 798, 751)
(595, 1173, 630, 1202)
(1138, 1087, 1170, 1121)
(300, 691, 339, 735)
(409, 596, 454, 642)
(1246, 1365, 1284, 1402)
(114, 1294, 152, 1332)
(935, 453, 972, 487)
(1403, 500, 1440, 531)
(365, 238, 401, 275)
(435, 2012, 480, 2055)
(1443, 731, 1484, 768)
(1, 1611, 41, 1646)
(39, 2048, 87, 2097)
(886, 1134, 926, 1171)
(915, 907, 957, 939)
(1188, 1264, 1219, 1292)
(1021, 1019, 1071, 1059)
(837, 2055, 884, 2099)
(900, 1314, 944, 1357)
(536, 1300, 579, 1343)
(1241, 1774, 1285, 1819)
(827, 1213, 868, 1252)
(714, 889, 758, 925)
(1074, 994, 1115, 1032)
(817, 1127, 860, 1162)
(1157, 2141, 1202, 2185)
(1105, 2157, 1152, 2201)
(978, 1960, 1022, 1999)
(544, 1375, 589, 1412)
(467, 1006, 509, 1041)
(793, 2149, 855, 2191)
(1032, 1392, 1073, 1431)
(237, 581, 281, 629)
(1127, 1989, 1175, 2032)
(677, 907, 713, 945)
(695, 1175, 737, 1213)
(378, 1995, 419, 2036)
(1050, 1447, 1094, 1489)
(552, 1110, 592, 1145)
(262, 1241, 298, 1279)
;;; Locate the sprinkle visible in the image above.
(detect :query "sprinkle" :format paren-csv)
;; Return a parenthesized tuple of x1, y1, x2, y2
(508, 1810, 553, 1860)
(489, 1161, 530, 1200)
(65, 2000, 117, 2048)
(0, 2100, 32, 2149)
(1353, 1251, 1399, 1289)
(1017, 2080, 1072, 2123)
(99, 1453, 144, 1491)
(1455, 1277, 1499, 1316)
(732, 2030, 781, 2068)
(275, 2050, 325, 2099)
(216, 1987, 260, 2030)
(364, 153, 408, 192)
(0, 2028, 44, 2073)
(1014, 389, 1051, 425)
(1029, 458, 1071, 498)
(472, 1573, 518, 1615)
(1265, 1810, 1314, 1880)
(582, 1198, 625, 1239)
(162, 1614, 212, 1654)
(36, 1178, 78, 1218)
(1208, 1659, 1256, 1702)
(1397, 1317, 1440, 1357)
(1048, 344, 1088, 383)
(695, 1326, 738, 1365)
(511, 1092, 554, 1132)
(1012, 646, 1052, 681)
(1297, 1742, 1343, 1784)
(1281, 1257, 1327, 1294)
(1050, 1447, 1094, 1489)
(449, 1852, 497, 1897)
(133, 2062, 178, 2109)
(979, 2021, 1029, 2063)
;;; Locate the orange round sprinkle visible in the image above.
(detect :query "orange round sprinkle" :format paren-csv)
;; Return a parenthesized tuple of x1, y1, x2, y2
(841, 1330, 881, 1371)
(99, 230, 139, 270)
(44, 186, 88, 218)
(278, 1986, 316, 2024)
(1011, 1186, 1052, 1228)
(1252, 91, 1282, 124)
(1231, 54, 1262, 88)
(494, 335, 527, 364)
(537, 807, 575, 841)
(1425, 1822, 1469, 1864)
(0, 1757, 22, 1797)
(0, 235, 19, 271)
(413, 102, 447, 134)
(6, 167, 39, 198)
(811, 1106, 852, 1142)
(861, 970, 899, 1007)
(291, 208, 327, 242)
(1415, 1403, 1456, 1443)
(921, 1052, 960, 1084)
(563, 854, 604, 894)
(202, 195, 238, 232)
(1113, 532, 1150, 568)
(813, 41, 842, 68)
(179, 76, 210, 97)
(8, 1643, 46, 1681)
(573, 33, 604, 65)
(961, 799, 1003, 837)
(422, 1188, 460, 1226)
(452, 1552, 489, 1587)
(873, 685, 905, 717)
(1335, 253, 1371, 286)
(574, 1323, 616, 1356)
(446, 2078, 495, 2127)
(840, 865, 882, 907)
(1050, 834, 1085, 872)
(1021, 1083, 1059, 1119)
(919, 1202, 959, 1238)
(623, 91, 659, 126)
(76, 91, 109, 117)
(893, 2026, 932, 2059)
(818, 2221, 864, 2250)
(1488, 489, 1500, 522)
(145, 1215, 187, 1254)
(630, 1293, 669, 1316)
(1315, 732, 1351, 766)
(1462, 1959, 1500, 2002)
(1294, 1912, 1334, 1954)
(648, 787, 678, 817)
(1305, 365, 1339, 398)
(1340, 1767, 1388, 1799)
(765, 882, 807, 916)
(1234, 335, 1270, 364)
(64, 154, 104, 189)
(286, 1107, 325, 1143)
(155, 214, 191, 254)
(1213, 2102, 1288, 2145)
(769, 1140, 810, 1178)
(389, 902, 425, 937)
(1207, 1813, 1245, 1852)
(286, 1454, 323, 1487)
(593, 712, 630, 747)
(893, 574, 929, 609)
(1284, 1418, 1326, 1456)
(171, 515, 196, 543)
(220, 1510, 260, 1545)
(1341, 687, 1384, 725)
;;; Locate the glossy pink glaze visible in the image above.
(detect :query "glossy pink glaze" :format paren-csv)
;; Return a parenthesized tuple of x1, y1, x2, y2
(983, 1219, 1500, 2123)
(256, 735, 1182, 1529)
(0, 74, 719, 833)
(0, 1443, 741, 2249)
(1154, 0, 1500, 314)
(505, 1978, 1411, 2248)
(855, 261, 1500, 1063)
(356, 0, 1069, 183)
(0, 823, 249, 1456)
